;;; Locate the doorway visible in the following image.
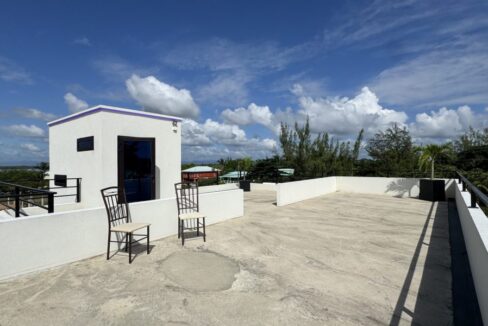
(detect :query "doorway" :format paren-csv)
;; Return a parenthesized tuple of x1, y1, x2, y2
(118, 136, 156, 203)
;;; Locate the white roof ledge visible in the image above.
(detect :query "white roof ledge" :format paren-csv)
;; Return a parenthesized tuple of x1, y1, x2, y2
(47, 105, 183, 127)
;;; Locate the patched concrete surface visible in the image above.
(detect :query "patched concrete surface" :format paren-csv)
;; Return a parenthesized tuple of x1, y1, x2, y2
(161, 251, 240, 292)
(0, 191, 452, 325)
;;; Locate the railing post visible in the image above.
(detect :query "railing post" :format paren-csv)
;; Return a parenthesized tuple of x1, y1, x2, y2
(76, 178, 81, 203)
(462, 181, 467, 192)
(470, 190, 477, 208)
(48, 192, 54, 213)
(14, 186, 20, 218)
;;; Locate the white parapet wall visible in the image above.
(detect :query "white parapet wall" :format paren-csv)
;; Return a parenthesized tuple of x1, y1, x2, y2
(276, 176, 457, 206)
(337, 176, 421, 197)
(251, 183, 277, 191)
(0, 188, 243, 280)
(455, 182, 488, 324)
(336, 177, 456, 198)
(199, 183, 238, 193)
(276, 177, 336, 206)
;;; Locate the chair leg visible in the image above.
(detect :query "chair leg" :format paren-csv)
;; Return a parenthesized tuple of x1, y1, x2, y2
(178, 218, 181, 238)
(129, 232, 132, 264)
(125, 233, 128, 252)
(107, 231, 111, 260)
(197, 218, 200, 236)
(147, 226, 150, 254)
(203, 217, 206, 242)
(181, 220, 185, 246)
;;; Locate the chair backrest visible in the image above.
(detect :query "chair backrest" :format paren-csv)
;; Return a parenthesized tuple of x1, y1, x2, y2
(174, 181, 199, 215)
(100, 186, 130, 228)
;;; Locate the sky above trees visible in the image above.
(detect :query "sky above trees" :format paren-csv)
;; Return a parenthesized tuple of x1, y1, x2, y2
(0, 0, 487, 164)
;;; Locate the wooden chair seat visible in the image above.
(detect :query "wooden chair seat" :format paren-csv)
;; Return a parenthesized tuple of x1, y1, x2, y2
(111, 222, 151, 233)
(179, 212, 206, 220)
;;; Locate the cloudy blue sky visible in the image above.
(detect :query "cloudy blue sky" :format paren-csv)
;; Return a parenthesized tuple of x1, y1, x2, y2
(1, 0, 487, 164)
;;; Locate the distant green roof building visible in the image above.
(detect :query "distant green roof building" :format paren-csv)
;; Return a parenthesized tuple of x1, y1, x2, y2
(220, 171, 248, 180)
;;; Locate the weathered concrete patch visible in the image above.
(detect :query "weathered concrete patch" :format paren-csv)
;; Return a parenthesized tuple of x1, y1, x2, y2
(161, 251, 240, 292)
(230, 269, 278, 293)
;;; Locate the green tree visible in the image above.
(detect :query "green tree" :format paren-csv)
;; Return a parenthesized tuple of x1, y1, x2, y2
(239, 157, 254, 173)
(279, 119, 363, 178)
(0, 168, 46, 188)
(215, 157, 254, 175)
(454, 127, 488, 152)
(181, 163, 196, 171)
(365, 124, 417, 177)
(350, 129, 364, 175)
(37, 162, 49, 178)
(419, 144, 451, 179)
(457, 145, 488, 171)
(247, 156, 281, 182)
(279, 122, 295, 165)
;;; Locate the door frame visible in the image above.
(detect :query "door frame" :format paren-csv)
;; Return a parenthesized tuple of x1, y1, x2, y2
(117, 136, 156, 202)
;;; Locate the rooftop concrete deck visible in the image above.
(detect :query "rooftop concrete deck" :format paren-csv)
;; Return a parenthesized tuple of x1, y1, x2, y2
(0, 191, 452, 325)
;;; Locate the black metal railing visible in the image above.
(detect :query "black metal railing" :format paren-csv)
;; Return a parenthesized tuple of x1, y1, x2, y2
(0, 181, 57, 217)
(457, 172, 488, 209)
(0, 177, 81, 218)
(45, 178, 82, 203)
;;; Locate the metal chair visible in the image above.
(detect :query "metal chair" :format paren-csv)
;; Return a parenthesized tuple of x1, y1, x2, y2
(175, 182, 206, 245)
(101, 186, 150, 263)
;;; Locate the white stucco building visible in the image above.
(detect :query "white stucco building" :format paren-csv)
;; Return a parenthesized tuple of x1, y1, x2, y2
(48, 105, 182, 208)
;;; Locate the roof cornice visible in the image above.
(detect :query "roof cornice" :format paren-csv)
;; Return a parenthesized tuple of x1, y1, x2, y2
(48, 105, 183, 127)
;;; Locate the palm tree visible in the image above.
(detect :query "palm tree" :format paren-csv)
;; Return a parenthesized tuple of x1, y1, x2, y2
(419, 144, 450, 179)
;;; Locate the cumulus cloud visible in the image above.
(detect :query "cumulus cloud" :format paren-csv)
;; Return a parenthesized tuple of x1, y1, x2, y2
(64, 92, 89, 113)
(293, 86, 408, 135)
(221, 103, 275, 129)
(14, 108, 57, 121)
(220, 86, 412, 139)
(183, 119, 245, 146)
(20, 143, 41, 152)
(181, 119, 211, 146)
(286, 87, 487, 142)
(126, 75, 199, 119)
(214, 87, 487, 152)
(1, 124, 45, 137)
(409, 105, 485, 138)
(281, 86, 488, 143)
(200, 119, 247, 145)
(181, 118, 276, 161)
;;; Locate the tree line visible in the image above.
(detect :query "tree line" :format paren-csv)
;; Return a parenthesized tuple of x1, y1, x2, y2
(199, 121, 488, 192)
(246, 122, 488, 192)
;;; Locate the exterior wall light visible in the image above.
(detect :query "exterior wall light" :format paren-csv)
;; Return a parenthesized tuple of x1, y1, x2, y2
(172, 121, 178, 133)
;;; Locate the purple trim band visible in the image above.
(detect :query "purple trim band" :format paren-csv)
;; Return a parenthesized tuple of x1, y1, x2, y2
(48, 107, 182, 127)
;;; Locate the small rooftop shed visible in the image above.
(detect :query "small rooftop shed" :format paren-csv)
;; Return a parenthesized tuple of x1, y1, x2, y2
(48, 105, 182, 208)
